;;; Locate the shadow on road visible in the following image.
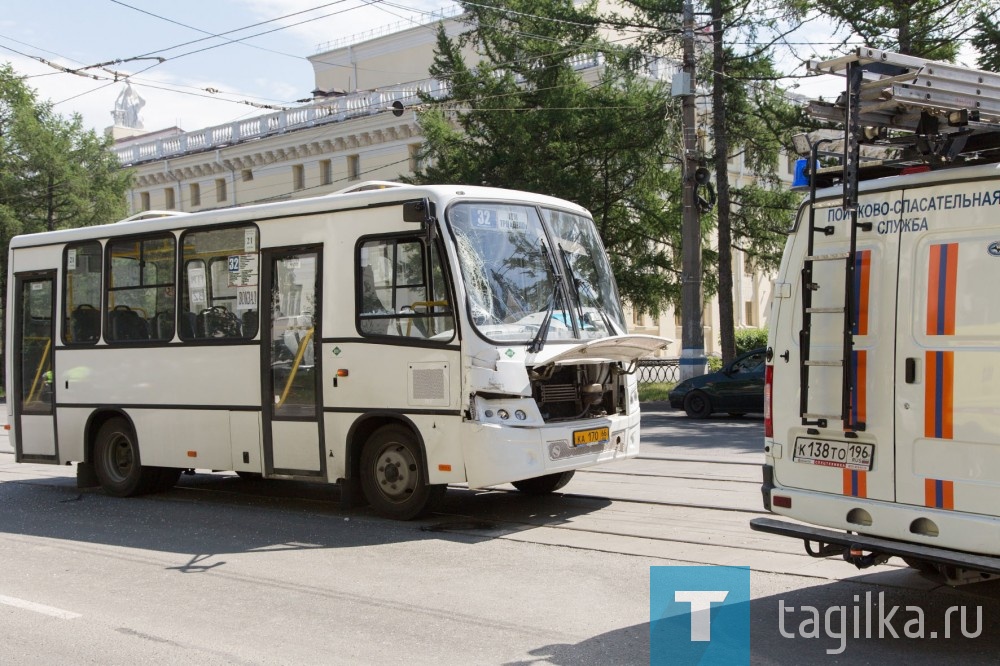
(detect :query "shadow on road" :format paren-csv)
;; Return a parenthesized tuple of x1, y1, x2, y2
(0, 470, 611, 560)
(507, 570, 1000, 666)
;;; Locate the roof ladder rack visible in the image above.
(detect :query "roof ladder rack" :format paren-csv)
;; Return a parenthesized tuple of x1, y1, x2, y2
(797, 47, 1000, 431)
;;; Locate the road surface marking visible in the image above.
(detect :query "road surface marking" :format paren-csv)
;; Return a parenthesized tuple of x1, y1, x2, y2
(0, 594, 81, 619)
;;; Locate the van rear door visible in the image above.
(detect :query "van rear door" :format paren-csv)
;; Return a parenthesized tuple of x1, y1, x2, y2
(893, 178, 1000, 517)
(770, 189, 902, 504)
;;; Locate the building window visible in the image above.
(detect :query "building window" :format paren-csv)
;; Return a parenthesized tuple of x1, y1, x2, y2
(320, 159, 332, 186)
(216, 178, 227, 202)
(242, 169, 253, 182)
(164, 187, 176, 210)
(293, 164, 305, 191)
(190, 183, 201, 207)
(745, 301, 755, 327)
(140, 192, 150, 211)
(787, 153, 797, 175)
(347, 154, 360, 181)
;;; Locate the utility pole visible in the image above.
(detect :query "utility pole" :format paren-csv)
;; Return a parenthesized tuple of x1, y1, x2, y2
(679, 0, 705, 381)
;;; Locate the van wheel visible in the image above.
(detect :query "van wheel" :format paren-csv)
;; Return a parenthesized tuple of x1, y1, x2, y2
(360, 425, 443, 520)
(93, 417, 160, 497)
(683, 391, 712, 418)
(511, 470, 575, 495)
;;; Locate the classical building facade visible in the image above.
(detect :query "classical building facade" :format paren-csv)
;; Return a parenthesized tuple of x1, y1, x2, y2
(111, 10, 793, 358)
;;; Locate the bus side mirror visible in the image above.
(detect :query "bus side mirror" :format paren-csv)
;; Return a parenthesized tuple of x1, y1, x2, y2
(403, 199, 434, 223)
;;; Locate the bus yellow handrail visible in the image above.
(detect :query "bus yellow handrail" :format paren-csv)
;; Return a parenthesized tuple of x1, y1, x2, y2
(276, 327, 315, 409)
(27, 339, 52, 404)
(404, 300, 448, 336)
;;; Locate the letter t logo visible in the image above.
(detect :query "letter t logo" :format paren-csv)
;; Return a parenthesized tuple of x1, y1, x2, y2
(674, 590, 729, 641)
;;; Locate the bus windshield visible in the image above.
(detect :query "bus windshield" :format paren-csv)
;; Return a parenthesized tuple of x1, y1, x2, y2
(448, 202, 626, 344)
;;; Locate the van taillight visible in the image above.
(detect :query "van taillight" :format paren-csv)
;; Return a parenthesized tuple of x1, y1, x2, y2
(764, 365, 774, 438)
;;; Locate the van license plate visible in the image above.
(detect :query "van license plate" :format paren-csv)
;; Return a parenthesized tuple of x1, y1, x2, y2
(792, 438, 874, 471)
(573, 427, 610, 447)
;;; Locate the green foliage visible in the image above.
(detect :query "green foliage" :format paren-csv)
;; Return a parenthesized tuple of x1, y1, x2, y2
(707, 355, 724, 372)
(0, 63, 131, 369)
(408, 0, 713, 317)
(638, 381, 674, 402)
(971, 12, 1000, 72)
(734, 327, 768, 354)
(810, 0, 996, 61)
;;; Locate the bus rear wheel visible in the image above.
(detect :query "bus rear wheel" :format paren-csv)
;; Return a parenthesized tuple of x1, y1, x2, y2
(511, 470, 575, 495)
(360, 425, 443, 520)
(93, 417, 162, 497)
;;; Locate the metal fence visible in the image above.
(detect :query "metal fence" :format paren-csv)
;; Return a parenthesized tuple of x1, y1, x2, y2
(637, 359, 679, 384)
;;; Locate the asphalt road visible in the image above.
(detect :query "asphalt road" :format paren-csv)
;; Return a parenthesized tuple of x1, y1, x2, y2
(1, 404, 998, 665)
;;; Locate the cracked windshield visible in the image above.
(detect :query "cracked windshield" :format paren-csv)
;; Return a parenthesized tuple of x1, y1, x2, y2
(448, 202, 625, 345)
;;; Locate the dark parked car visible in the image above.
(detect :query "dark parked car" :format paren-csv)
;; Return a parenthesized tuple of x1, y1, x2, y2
(668, 348, 766, 418)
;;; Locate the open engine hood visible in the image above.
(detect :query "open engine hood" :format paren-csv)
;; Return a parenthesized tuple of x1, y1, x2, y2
(533, 334, 671, 368)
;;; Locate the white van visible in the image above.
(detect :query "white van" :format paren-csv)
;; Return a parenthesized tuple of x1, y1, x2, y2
(750, 48, 1000, 583)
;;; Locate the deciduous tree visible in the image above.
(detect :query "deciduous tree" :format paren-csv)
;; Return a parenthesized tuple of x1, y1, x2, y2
(0, 63, 131, 378)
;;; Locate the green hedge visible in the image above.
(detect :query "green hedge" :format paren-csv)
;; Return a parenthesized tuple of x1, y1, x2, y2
(735, 328, 768, 354)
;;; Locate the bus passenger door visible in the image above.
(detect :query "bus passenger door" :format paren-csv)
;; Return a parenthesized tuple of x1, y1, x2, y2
(261, 248, 325, 478)
(12, 271, 58, 462)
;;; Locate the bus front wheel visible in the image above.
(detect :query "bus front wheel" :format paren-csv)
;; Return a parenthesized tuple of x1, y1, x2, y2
(93, 417, 163, 497)
(360, 425, 443, 520)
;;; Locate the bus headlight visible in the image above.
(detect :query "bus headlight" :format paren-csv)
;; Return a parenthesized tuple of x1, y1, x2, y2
(471, 397, 543, 425)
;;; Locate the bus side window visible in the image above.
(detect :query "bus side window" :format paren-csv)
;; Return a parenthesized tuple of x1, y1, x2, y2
(180, 225, 259, 341)
(106, 234, 175, 343)
(63, 241, 102, 344)
(356, 236, 454, 341)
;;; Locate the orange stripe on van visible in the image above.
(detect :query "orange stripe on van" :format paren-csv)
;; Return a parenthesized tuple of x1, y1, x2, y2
(843, 469, 867, 498)
(854, 250, 871, 335)
(924, 478, 955, 509)
(924, 350, 954, 439)
(941, 350, 954, 439)
(927, 243, 958, 336)
(926, 246, 941, 335)
(944, 243, 958, 335)
(855, 350, 867, 425)
(924, 351, 937, 438)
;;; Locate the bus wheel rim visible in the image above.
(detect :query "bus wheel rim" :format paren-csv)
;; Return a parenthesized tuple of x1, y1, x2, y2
(374, 443, 417, 503)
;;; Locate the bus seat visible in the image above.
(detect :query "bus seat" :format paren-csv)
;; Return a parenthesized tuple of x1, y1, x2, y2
(108, 306, 149, 341)
(70, 304, 100, 342)
(241, 310, 259, 338)
(151, 311, 175, 341)
(198, 306, 241, 338)
(179, 311, 197, 339)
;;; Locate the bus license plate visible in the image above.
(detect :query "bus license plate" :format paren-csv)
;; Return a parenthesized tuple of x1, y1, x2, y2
(793, 438, 874, 471)
(573, 427, 610, 447)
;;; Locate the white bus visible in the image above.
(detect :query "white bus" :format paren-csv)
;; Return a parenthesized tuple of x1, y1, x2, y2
(6, 182, 667, 519)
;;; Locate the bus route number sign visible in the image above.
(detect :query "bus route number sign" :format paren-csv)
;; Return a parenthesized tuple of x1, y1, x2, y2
(471, 207, 528, 232)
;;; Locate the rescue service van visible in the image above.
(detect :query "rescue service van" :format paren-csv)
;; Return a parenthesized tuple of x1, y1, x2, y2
(750, 48, 1000, 584)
